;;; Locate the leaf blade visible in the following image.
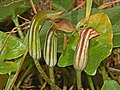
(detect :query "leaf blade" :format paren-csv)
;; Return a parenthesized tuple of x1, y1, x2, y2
(0, 31, 26, 60)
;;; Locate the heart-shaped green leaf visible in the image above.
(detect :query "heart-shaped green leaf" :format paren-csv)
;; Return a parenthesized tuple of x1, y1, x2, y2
(0, 31, 26, 61)
(85, 13, 113, 75)
(101, 80, 120, 90)
(0, 61, 17, 74)
(58, 13, 113, 75)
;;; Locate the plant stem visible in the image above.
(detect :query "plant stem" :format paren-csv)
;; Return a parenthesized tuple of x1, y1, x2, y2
(34, 59, 61, 90)
(87, 75, 95, 90)
(49, 67, 55, 90)
(100, 65, 108, 81)
(86, 0, 93, 18)
(12, 16, 24, 39)
(76, 70, 82, 90)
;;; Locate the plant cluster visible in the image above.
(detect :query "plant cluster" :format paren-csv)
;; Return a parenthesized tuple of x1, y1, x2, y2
(0, 0, 120, 90)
